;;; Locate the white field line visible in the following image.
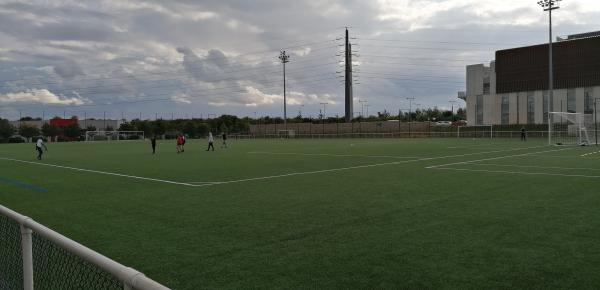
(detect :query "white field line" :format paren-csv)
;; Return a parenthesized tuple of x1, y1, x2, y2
(467, 163, 600, 171)
(581, 150, 600, 157)
(0, 157, 196, 187)
(247, 152, 422, 159)
(425, 147, 573, 169)
(0, 145, 552, 188)
(446, 143, 520, 149)
(188, 161, 404, 187)
(189, 145, 550, 187)
(430, 167, 600, 179)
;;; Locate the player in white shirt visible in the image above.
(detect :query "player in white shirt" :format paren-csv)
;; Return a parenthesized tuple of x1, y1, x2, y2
(35, 138, 48, 160)
(206, 132, 215, 151)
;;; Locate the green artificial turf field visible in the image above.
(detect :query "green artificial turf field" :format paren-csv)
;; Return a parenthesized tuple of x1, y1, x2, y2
(1, 138, 600, 289)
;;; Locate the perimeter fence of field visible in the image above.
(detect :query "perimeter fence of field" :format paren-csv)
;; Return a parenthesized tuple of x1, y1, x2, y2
(241, 121, 554, 140)
(0, 204, 170, 290)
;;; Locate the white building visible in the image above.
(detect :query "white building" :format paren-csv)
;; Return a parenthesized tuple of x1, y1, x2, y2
(464, 31, 600, 125)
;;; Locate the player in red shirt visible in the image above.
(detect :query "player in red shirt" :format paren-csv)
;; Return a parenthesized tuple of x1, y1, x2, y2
(176, 134, 184, 153)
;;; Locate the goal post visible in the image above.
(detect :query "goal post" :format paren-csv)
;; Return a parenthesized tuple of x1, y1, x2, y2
(85, 131, 145, 141)
(549, 112, 592, 146)
(457, 125, 493, 139)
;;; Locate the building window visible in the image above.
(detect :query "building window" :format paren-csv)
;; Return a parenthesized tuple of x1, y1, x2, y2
(543, 91, 552, 123)
(527, 91, 535, 124)
(483, 83, 491, 95)
(476, 95, 484, 125)
(567, 89, 576, 113)
(501, 95, 509, 125)
(584, 87, 593, 114)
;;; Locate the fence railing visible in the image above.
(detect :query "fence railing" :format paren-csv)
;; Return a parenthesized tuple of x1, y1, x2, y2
(0, 204, 170, 290)
(231, 131, 550, 139)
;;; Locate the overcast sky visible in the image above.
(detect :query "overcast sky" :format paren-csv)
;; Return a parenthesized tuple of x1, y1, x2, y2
(1, 0, 600, 120)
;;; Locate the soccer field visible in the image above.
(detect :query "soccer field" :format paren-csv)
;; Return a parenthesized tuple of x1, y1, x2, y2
(1, 138, 600, 289)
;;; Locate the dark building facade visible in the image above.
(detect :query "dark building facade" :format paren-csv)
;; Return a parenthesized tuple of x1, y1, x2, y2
(496, 36, 600, 94)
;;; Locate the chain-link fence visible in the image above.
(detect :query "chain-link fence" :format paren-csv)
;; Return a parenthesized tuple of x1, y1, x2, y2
(0, 214, 23, 290)
(0, 205, 169, 290)
(31, 232, 123, 290)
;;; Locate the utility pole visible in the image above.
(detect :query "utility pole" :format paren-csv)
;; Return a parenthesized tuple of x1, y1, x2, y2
(344, 27, 354, 122)
(320, 103, 328, 117)
(538, 0, 560, 145)
(279, 50, 290, 130)
(320, 103, 328, 135)
(103, 111, 106, 130)
(359, 100, 367, 118)
(595, 98, 599, 146)
(449, 100, 457, 121)
(365, 105, 370, 118)
(406, 97, 415, 137)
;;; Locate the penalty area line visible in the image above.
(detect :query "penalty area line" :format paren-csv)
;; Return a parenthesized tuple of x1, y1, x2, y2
(194, 146, 552, 187)
(425, 147, 573, 169)
(0, 157, 196, 187)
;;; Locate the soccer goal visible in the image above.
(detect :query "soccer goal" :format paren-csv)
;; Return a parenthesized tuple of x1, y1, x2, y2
(85, 131, 145, 141)
(457, 125, 493, 139)
(549, 112, 592, 146)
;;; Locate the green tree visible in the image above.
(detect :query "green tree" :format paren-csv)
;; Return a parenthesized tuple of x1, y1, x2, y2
(19, 124, 40, 142)
(153, 119, 166, 136)
(119, 121, 136, 131)
(41, 123, 61, 140)
(63, 123, 82, 139)
(182, 121, 198, 137)
(196, 123, 209, 136)
(0, 119, 14, 139)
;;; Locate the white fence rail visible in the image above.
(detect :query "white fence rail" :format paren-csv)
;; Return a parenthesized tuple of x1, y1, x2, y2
(0, 204, 169, 290)
(231, 131, 551, 139)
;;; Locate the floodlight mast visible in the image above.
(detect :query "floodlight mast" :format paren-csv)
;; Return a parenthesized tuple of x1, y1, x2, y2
(538, 0, 561, 145)
(279, 51, 290, 130)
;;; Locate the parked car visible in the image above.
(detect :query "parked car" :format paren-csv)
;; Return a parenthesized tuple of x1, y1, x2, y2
(452, 120, 467, 127)
(435, 121, 452, 126)
(8, 135, 26, 143)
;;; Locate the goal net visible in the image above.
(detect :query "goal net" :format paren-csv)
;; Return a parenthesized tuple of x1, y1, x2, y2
(549, 112, 592, 146)
(85, 131, 145, 141)
(457, 125, 493, 139)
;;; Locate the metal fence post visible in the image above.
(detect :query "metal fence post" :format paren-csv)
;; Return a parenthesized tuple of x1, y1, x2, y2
(20, 225, 33, 290)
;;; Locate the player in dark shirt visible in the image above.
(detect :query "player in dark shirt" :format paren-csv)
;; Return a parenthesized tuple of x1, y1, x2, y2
(221, 132, 228, 148)
(151, 136, 157, 154)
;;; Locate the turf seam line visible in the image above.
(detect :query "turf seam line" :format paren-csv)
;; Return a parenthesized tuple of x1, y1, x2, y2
(0, 157, 196, 187)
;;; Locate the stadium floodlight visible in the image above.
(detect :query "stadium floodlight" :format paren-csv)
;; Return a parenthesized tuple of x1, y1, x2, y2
(279, 50, 290, 130)
(538, 0, 561, 145)
(595, 98, 600, 146)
